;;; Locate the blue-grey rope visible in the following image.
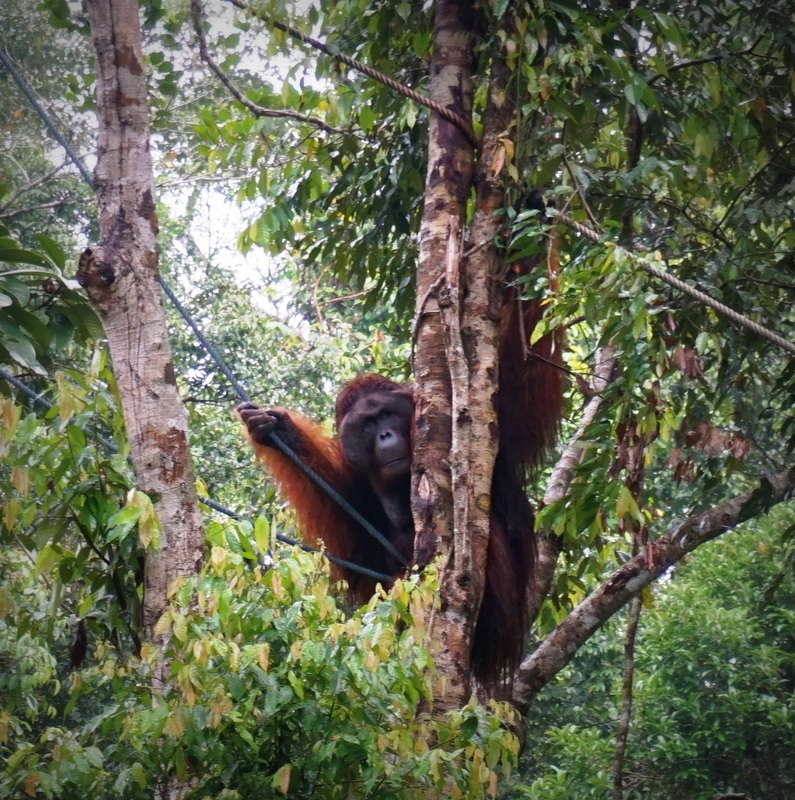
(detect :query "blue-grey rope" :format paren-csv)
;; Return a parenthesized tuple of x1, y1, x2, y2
(0, 48, 95, 189)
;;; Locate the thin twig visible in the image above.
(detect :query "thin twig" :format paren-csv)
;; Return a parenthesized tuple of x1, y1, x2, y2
(647, 38, 762, 86)
(562, 153, 601, 231)
(191, 0, 345, 136)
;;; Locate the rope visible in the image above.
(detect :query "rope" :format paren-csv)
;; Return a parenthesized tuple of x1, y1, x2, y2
(159, 278, 408, 567)
(0, 49, 95, 189)
(194, 496, 392, 581)
(222, 0, 479, 148)
(558, 213, 795, 358)
(0, 365, 393, 583)
(158, 278, 252, 402)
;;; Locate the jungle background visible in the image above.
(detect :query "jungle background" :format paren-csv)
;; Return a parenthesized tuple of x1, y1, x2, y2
(1, 0, 794, 797)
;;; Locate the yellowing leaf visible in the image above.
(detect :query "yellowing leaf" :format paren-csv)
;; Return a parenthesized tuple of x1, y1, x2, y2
(165, 710, 186, 738)
(153, 609, 172, 638)
(211, 545, 228, 568)
(24, 772, 39, 797)
(270, 570, 284, 599)
(1, 399, 21, 441)
(193, 637, 211, 665)
(126, 489, 161, 550)
(0, 710, 10, 744)
(3, 499, 19, 530)
(229, 640, 241, 671)
(487, 770, 498, 798)
(272, 764, 291, 795)
(491, 145, 506, 177)
(616, 485, 642, 521)
(172, 613, 188, 642)
(167, 576, 184, 600)
(257, 643, 270, 672)
(11, 466, 28, 495)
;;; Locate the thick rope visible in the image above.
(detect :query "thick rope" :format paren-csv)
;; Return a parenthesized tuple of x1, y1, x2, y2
(222, 0, 479, 148)
(558, 213, 795, 358)
(159, 279, 407, 567)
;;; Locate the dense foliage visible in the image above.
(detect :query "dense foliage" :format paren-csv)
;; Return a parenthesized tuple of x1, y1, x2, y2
(2, 0, 794, 796)
(1, 537, 518, 799)
(515, 508, 795, 800)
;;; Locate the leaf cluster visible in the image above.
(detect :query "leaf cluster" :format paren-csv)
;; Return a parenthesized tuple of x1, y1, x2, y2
(1, 543, 519, 799)
(0, 228, 101, 375)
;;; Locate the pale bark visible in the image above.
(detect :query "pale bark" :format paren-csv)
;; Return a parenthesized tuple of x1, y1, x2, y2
(526, 347, 618, 625)
(512, 465, 795, 711)
(414, 0, 524, 704)
(461, 54, 515, 625)
(79, 0, 204, 647)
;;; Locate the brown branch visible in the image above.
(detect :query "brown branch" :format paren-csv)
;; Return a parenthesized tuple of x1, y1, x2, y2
(611, 593, 642, 800)
(0, 200, 64, 220)
(543, 347, 618, 507)
(647, 38, 762, 86)
(712, 131, 795, 237)
(513, 465, 795, 710)
(0, 160, 69, 213)
(191, 0, 344, 136)
(222, 0, 478, 147)
(319, 290, 369, 307)
(561, 153, 601, 231)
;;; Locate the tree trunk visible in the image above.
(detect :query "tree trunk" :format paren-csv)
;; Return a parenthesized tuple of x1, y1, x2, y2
(412, 0, 478, 704)
(611, 593, 643, 800)
(78, 0, 204, 651)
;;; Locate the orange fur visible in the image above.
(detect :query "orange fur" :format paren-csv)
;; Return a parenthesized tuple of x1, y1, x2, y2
(245, 413, 357, 575)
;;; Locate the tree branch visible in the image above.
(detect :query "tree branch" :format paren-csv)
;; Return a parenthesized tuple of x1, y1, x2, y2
(0, 160, 69, 214)
(190, 0, 344, 136)
(647, 38, 762, 86)
(525, 346, 618, 624)
(0, 200, 64, 220)
(222, 0, 478, 146)
(513, 465, 795, 710)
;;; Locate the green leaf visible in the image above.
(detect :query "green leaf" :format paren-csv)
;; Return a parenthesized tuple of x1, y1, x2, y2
(2, 336, 43, 373)
(35, 545, 60, 575)
(287, 670, 304, 700)
(0, 248, 51, 267)
(33, 235, 66, 269)
(0, 275, 31, 305)
(254, 515, 271, 557)
(492, 0, 510, 18)
(359, 104, 377, 132)
(66, 425, 87, 450)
